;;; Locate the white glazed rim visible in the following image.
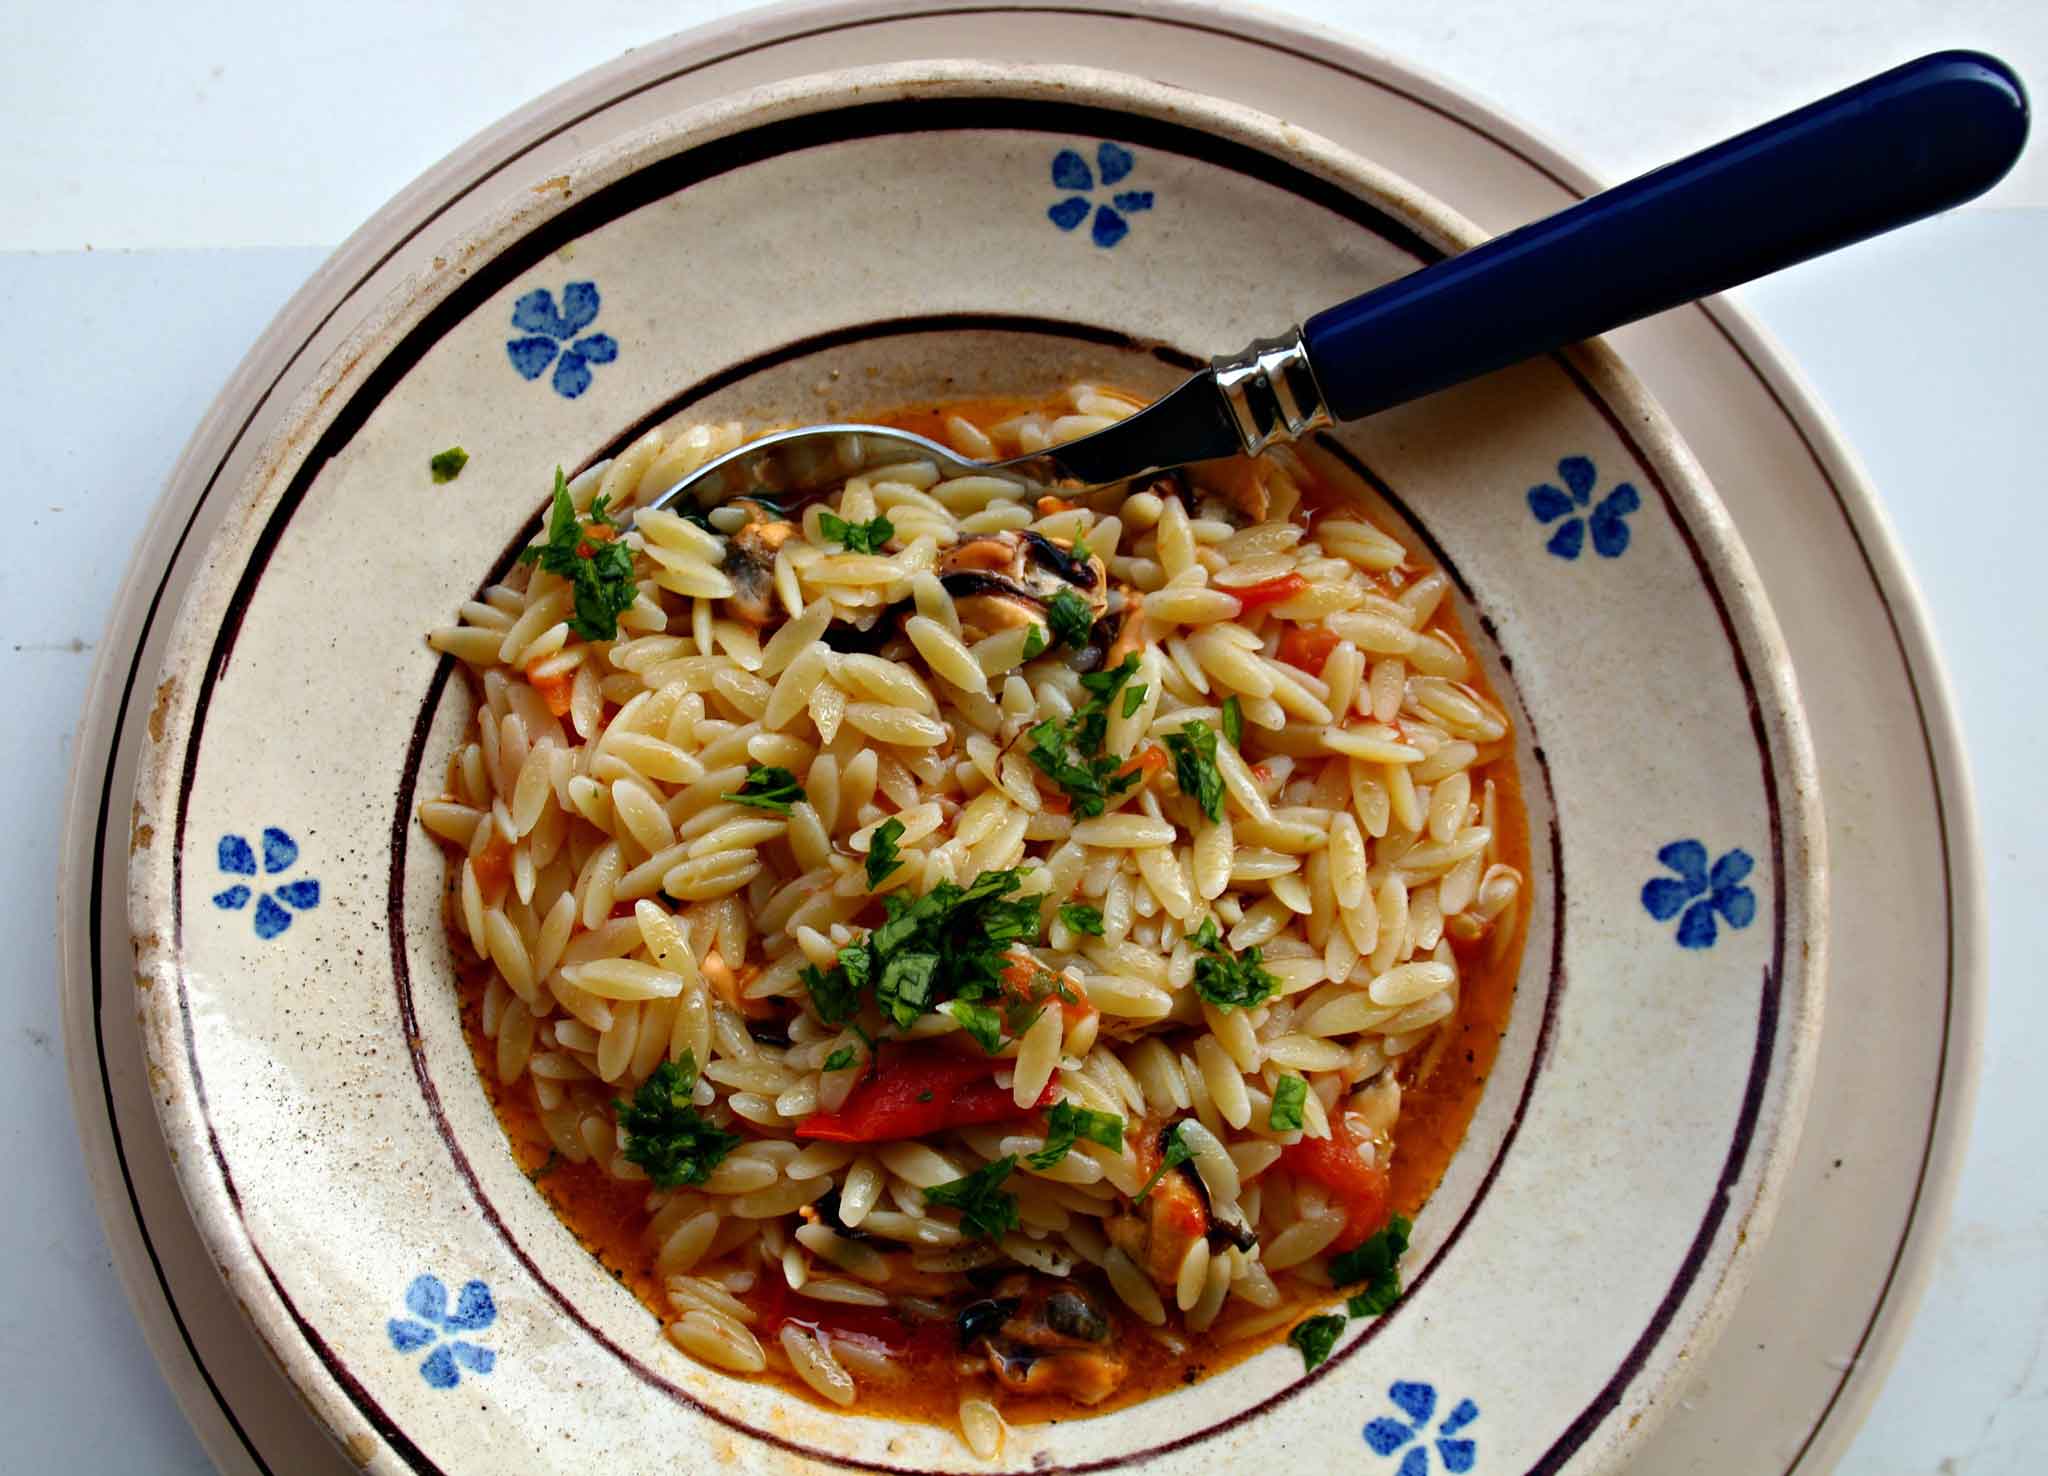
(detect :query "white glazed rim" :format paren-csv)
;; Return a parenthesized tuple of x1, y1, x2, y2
(116, 43, 1826, 1473)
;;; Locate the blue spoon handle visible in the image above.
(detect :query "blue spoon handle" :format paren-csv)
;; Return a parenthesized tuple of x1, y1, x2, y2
(1300, 50, 2029, 422)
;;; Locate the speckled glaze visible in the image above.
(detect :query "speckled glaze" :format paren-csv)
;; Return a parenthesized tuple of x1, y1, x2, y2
(125, 61, 1823, 1476)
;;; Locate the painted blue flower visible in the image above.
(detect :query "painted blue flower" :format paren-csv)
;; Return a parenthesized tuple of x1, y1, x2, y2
(1642, 840, 1757, 948)
(506, 280, 618, 399)
(211, 827, 320, 940)
(1047, 141, 1155, 248)
(1364, 1381, 1480, 1474)
(387, 1274, 498, 1390)
(1526, 455, 1640, 560)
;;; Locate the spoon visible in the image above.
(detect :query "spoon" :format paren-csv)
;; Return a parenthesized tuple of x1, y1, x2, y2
(653, 49, 2026, 511)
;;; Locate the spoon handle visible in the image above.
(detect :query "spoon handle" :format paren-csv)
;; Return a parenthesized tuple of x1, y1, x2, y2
(1298, 50, 2028, 423)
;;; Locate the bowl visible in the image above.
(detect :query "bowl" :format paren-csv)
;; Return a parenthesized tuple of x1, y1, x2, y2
(128, 59, 1823, 1475)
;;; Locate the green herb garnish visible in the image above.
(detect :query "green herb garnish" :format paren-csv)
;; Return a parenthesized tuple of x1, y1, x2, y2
(614, 1052, 741, 1189)
(821, 1045, 856, 1073)
(517, 468, 641, 641)
(801, 944, 866, 1026)
(1163, 719, 1225, 823)
(1070, 533, 1092, 563)
(1022, 624, 1049, 660)
(1122, 683, 1147, 719)
(1046, 589, 1096, 649)
(1028, 1101, 1124, 1169)
(1025, 655, 1142, 817)
(429, 446, 469, 483)
(1134, 1123, 1192, 1203)
(819, 511, 895, 554)
(1269, 1074, 1308, 1133)
(945, 998, 1006, 1055)
(1193, 938, 1279, 1009)
(722, 766, 805, 814)
(1288, 1313, 1347, 1372)
(1334, 1215, 1413, 1317)
(801, 867, 1045, 1032)
(866, 817, 905, 888)
(924, 1155, 1020, 1239)
(1058, 902, 1105, 937)
(1221, 694, 1243, 748)
(1191, 915, 1221, 952)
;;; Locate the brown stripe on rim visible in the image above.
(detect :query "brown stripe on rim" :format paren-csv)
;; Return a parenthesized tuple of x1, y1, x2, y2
(157, 94, 1784, 1475)
(1517, 349, 1792, 1471)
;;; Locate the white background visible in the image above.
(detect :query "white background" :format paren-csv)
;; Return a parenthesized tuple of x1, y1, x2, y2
(4, 2, 2043, 1472)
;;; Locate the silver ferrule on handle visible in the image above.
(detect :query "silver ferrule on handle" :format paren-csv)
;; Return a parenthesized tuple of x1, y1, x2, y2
(1210, 328, 1333, 456)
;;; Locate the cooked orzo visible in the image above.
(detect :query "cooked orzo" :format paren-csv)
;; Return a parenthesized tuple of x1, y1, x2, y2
(422, 385, 1529, 1452)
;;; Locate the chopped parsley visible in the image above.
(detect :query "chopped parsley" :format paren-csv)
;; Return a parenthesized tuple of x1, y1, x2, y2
(1058, 902, 1105, 937)
(517, 469, 640, 641)
(1022, 624, 1049, 660)
(1070, 532, 1092, 563)
(429, 446, 469, 483)
(944, 998, 1006, 1055)
(1221, 694, 1243, 748)
(1025, 655, 1142, 817)
(821, 1046, 857, 1073)
(801, 944, 866, 1026)
(1046, 589, 1097, 649)
(1163, 719, 1225, 823)
(819, 511, 895, 554)
(1122, 683, 1147, 719)
(1193, 935, 1279, 1010)
(1288, 1313, 1347, 1373)
(722, 766, 805, 814)
(800, 867, 1045, 1032)
(866, 817, 905, 888)
(1133, 1123, 1192, 1203)
(925, 1155, 1020, 1239)
(1269, 1074, 1308, 1132)
(1028, 1101, 1124, 1169)
(1334, 1215, 1413, 1317)
(1191, 915, 1221, 952)
(614, 1052, 741, 1189)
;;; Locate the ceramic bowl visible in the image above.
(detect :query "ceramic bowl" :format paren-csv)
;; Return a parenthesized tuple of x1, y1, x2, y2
(128, 60, 1824, 1476)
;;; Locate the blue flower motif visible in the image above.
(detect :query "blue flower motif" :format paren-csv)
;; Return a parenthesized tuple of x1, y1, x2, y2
(1046, 141, 1155, 248)
(211, 827, 320, 939)
(1642, 840, 1757, 948)
(506, 280, 618, 399)
(1364, 1381, 1481, 1474)
(387, 1274, 498, 1389)
(1526, 455, 1640, 560)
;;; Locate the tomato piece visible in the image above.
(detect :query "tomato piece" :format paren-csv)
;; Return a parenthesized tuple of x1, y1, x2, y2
(526, 661, 576, 717)
(1277, 625, 1342, 676)
(470, 835, 513, 903)
(1114, 744, 1169, 781)
(794, 1043, 1052, 1142)
(1002, 953, 1093, 1025)
(1283, 1118, 1392, 1252)
(1232, 572, 1309, 614)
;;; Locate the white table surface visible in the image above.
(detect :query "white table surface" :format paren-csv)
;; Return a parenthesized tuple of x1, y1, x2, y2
(5, 4, 2043, 1472)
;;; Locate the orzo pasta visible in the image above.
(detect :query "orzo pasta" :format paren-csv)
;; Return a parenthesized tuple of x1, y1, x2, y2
(424, 385, 1528, 1450)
